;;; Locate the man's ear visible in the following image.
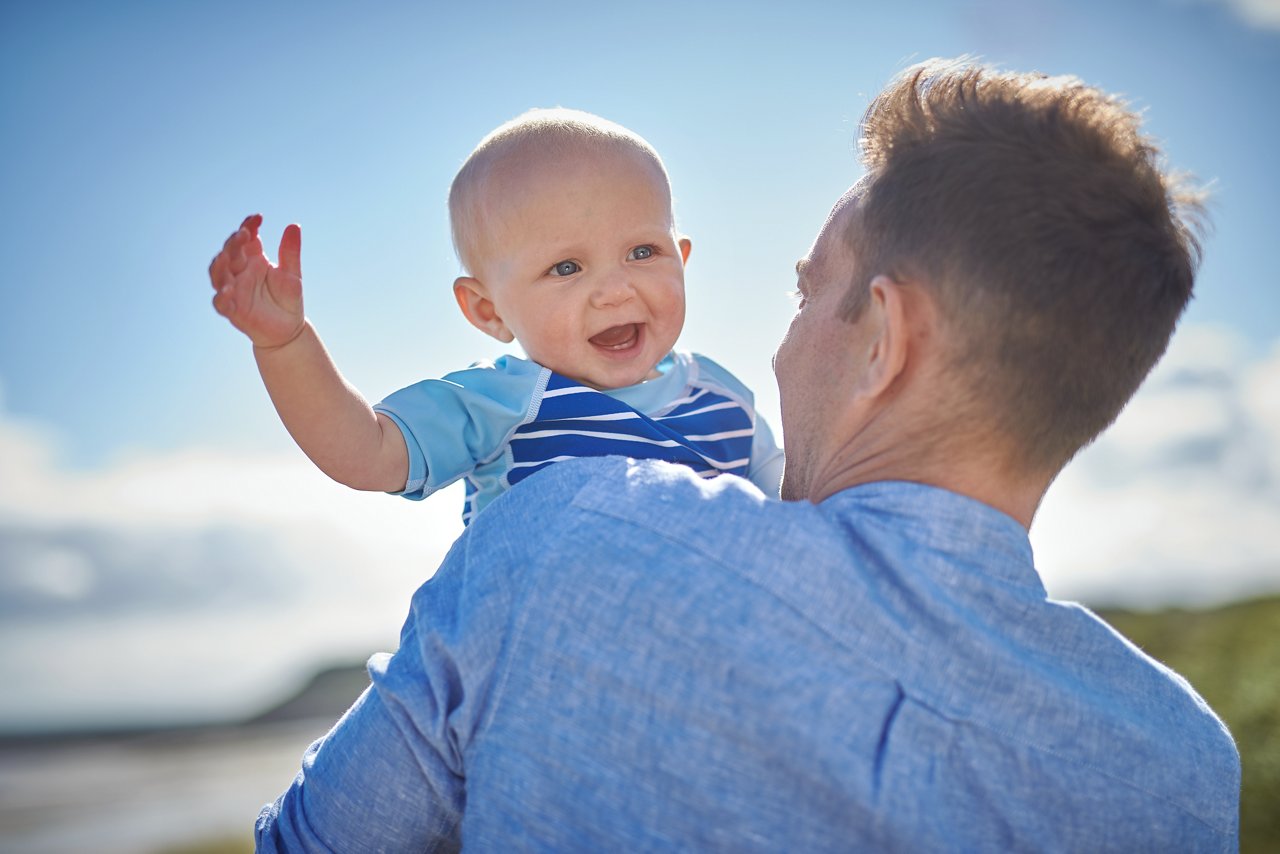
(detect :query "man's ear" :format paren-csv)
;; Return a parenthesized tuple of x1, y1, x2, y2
(678, 237, 692, 265)
(453, 277, 514, 343)
(854, 275, 911, 400)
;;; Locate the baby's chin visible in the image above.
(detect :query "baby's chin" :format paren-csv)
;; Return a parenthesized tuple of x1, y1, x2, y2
(548, 356, 663, 391)
(558, 366, 658, 390)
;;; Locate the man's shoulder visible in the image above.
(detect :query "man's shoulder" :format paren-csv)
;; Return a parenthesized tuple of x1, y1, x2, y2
(484, 456, 633, 513)
(474, 457, 797, 558)
(500, 456, 771, 516)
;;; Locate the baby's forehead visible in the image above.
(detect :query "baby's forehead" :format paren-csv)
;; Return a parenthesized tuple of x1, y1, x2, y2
(477, 133, 662, 190)
(464, 138, 675, 230)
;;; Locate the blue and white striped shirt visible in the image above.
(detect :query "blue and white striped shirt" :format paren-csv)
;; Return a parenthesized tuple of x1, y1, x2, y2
(374, 350, 783, 524)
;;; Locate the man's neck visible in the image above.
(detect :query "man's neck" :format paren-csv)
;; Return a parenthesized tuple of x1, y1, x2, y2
(807, 412, 1049, 530)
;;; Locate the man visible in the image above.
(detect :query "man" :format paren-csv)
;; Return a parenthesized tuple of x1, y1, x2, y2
(256, 60, 1240, 851)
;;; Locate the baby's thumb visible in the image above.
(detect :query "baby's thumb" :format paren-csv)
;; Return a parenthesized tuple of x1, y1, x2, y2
(278, 224, 303, 278)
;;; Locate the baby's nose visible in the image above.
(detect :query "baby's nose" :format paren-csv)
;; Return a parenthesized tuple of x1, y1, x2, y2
(590, 269, 635, 307)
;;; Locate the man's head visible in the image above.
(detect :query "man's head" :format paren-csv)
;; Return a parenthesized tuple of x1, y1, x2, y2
(776, 59, 1205, 509)
(449, 109, 690, 390)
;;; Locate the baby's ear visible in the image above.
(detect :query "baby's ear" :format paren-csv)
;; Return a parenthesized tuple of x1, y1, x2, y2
(678, 237, 692, 265)
(453, 277, 514, 343)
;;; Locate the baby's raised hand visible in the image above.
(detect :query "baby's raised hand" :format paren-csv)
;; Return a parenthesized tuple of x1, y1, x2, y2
(209, 214, 306, 349)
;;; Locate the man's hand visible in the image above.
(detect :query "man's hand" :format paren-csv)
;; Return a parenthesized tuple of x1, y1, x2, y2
(209, 214, 306, 349)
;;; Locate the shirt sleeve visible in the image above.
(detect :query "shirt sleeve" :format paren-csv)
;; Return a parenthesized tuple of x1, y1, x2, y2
(688, 353, 785, 497)
(254, 528, 517, 852)
(253, 680, 463, 852)
(373, 357, 546, 499)
(747, 414, 785, 497)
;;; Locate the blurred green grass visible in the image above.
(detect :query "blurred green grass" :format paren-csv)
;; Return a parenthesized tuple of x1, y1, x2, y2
(1100, 594, 1280, 853)
(155, 837, 251, 854)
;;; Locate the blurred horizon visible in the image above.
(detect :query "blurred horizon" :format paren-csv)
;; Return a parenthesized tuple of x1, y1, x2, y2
(2, 0, 1278, 733)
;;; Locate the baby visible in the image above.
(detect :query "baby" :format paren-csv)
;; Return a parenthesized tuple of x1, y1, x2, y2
(208, 109, 783, 524)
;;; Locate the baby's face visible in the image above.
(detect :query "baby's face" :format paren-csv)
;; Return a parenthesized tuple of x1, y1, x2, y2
(469, 148, 688, 390)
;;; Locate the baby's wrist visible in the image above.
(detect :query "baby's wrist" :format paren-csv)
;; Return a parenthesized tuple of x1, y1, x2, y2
(251, 319, 309, 353)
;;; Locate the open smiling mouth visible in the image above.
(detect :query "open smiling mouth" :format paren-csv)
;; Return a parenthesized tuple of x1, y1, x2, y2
(589, 323, 642, 352)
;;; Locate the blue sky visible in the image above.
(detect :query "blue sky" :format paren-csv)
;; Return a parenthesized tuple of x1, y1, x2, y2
(1, 0, 1278, 729)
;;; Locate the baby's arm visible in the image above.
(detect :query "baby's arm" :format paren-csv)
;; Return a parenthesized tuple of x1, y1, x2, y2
(209, 216, 408, 492)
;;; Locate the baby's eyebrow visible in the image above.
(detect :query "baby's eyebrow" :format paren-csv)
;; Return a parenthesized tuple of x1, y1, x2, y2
(795, 258, 808, 277)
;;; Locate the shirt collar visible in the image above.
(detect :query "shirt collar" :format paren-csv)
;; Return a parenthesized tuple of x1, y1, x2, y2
(820, 480, 1040, 589)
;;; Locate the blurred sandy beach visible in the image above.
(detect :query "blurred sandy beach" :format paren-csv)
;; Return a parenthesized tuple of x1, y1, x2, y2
(0, 718, 330, 854)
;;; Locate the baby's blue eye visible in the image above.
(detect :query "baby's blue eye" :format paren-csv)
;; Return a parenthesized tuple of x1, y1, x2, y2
(629, 245, 654, 261)
(550, 260, 581, 277)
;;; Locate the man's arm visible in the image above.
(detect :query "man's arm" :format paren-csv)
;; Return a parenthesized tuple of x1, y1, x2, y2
(209, 216, 408, 492)
(254, 511, 526, 851)
(254, 561, 484, 853)
(255, 674, 463, 853)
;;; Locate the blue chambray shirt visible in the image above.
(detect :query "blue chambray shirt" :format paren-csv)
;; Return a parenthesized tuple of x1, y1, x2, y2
(256, 458, 1240, 852)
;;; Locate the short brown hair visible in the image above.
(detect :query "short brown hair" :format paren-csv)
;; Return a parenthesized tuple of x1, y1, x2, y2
(844, 58, 1206, 472)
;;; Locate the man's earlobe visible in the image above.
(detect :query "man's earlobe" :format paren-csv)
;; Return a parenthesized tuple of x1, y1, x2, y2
(453, 277, 514, 343)
(679, 237, 692, 265)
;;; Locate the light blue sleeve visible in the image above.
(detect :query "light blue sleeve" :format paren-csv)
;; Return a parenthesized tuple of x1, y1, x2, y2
(748, 415, 785, 497)
(690, 353, 785, 497)
(373, 356, 546, 500)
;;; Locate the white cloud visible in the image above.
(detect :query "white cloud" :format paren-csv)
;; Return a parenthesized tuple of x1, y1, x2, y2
(1031, 325, 1280, 609)
(1175, 0, 1280, 30)
(0, 403, 465, 730)
(1222, 0, 1280, 29)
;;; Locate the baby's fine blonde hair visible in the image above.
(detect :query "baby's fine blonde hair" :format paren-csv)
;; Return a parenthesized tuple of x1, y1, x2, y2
(448, 108, 673, 276)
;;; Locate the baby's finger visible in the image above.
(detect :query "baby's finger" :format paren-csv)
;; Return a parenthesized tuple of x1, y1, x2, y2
(227, 244, 248, 277)
(277, 224, 302, 279)
(245, 228, 265, 261)
(211, 287, 237, 318)
(209, 250, 230, 289)
(222, 226, 245, 252)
